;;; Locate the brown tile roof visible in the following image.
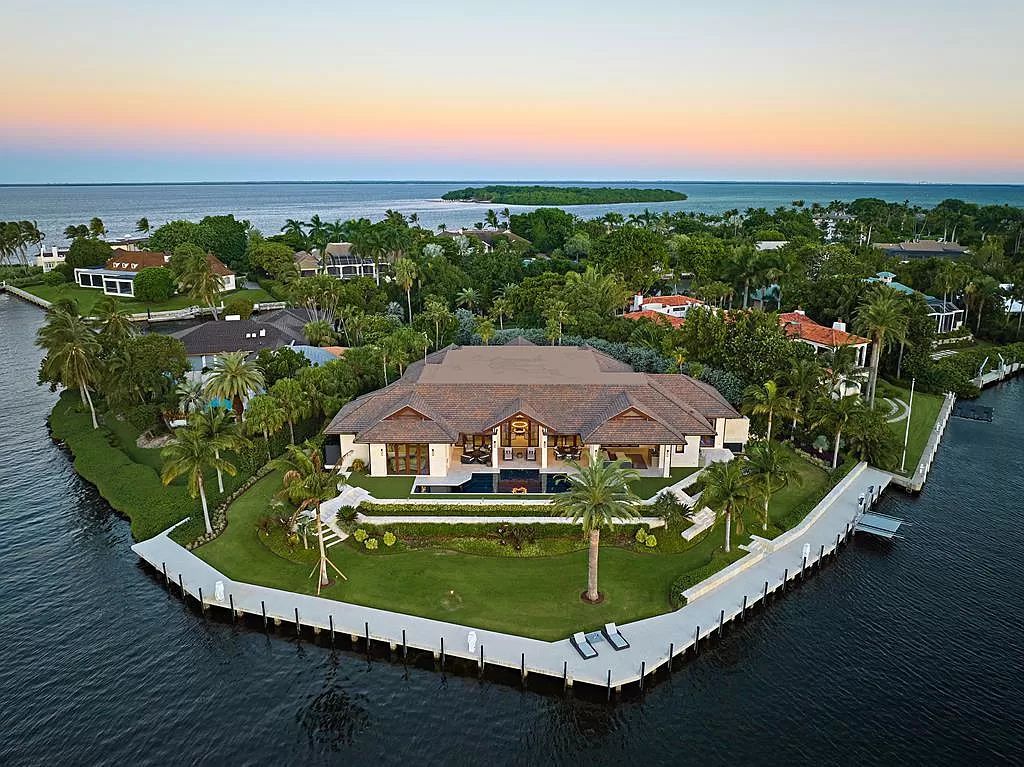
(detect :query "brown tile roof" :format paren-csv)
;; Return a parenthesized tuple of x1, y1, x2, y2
(641, 294, 704, 308)
(105, 250, 168, 271)
(207, 254, 234, 276)
(326, 345, 739, 443)
(778, 312, 869, 347)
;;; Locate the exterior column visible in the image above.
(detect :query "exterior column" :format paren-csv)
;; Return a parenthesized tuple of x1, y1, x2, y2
(540, 427, 548, 469)
(589, 444, 600, 464)
(492, 426, 500, 468)
(661, 445, 671, 478)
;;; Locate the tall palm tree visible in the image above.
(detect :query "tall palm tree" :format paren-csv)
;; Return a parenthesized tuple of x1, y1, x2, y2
(280, 218, 308, 245)
(36, 309, 103, 429)
(699, 458, 751, 553)
(551, 458, 639, 603)
(271, 444, 348, 592)
(88, 217, 107, 239)
(744, 441, 800, 531)
(269, 377, 309, 443)
(244, 394, 286, 461)
(91, 295, 136, 345)
(854, 289, 908, 407)
(811, 393, 862, 469)
(161, 423, 236, 535)
(741, 380, 795, 443)
(394, 257, 418, 323)
(490, 297, 512, 330)
(204, 351, 265, 420)
(179, 251, 223, 320)
(474, 316, 495, 345)
(175, 378, 205, 417)
(194, 407, 248, 494)
(135, 217, 150, 235)
(303, 319, 335, 346)
(782, 358, 822, 433)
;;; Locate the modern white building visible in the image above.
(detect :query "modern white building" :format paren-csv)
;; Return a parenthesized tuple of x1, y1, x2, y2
(73, 250, 235, 298)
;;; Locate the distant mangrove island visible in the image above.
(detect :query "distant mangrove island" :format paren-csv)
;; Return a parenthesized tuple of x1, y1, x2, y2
(441, 185, 688, 206)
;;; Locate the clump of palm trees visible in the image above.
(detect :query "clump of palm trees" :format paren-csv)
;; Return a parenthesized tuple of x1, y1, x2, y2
(0, 220, 45, 270)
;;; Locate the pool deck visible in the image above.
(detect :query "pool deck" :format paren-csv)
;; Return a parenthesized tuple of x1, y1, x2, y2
(132, 462, 891, 693)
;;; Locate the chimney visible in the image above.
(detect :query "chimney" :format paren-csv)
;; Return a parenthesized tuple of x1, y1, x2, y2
(224, 314, 241, 322)
(832, 320, 847, 332)
(633, 293, 644, 311)
(794, 308, 806, 316)
(259, 329, 266, 337)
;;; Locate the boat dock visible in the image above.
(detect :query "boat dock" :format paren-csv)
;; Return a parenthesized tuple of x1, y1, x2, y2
(133, 463, 892, 695)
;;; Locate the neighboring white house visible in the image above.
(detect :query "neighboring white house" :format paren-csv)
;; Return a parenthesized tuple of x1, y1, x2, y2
(779, 310, 870, 396)
(36, 246, 69, 273)
(626, 293, 707, 323)
(865, 272, 965, 334)
(73, 250, 235, 298)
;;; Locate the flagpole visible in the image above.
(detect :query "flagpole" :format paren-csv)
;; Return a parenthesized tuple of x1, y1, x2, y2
(900, 377, 916, 472)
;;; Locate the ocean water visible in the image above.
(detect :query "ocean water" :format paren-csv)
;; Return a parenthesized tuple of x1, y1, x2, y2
(1, 181, 1022, 246)
(1, 292, 1021, 765)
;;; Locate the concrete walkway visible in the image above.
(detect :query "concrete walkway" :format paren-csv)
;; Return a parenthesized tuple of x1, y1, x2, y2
(133, 462, 891, 691)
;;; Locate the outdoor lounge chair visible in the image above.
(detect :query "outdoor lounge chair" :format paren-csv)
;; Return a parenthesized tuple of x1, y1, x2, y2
(570, 632, 598, 660)
(602, 622, 629, 651)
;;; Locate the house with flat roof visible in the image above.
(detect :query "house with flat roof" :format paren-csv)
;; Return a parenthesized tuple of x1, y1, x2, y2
(440, 228, 530, 252)
(875, 240, 969, 260)
(73, 250, 235, 297)
(324, 339, 749, 494)
(865, 272, 965, 334)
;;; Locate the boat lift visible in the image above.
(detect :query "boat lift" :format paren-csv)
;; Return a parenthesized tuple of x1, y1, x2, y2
(853, 484, 906, 540)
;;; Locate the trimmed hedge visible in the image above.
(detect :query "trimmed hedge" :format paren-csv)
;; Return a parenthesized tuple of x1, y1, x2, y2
(359, 502, 554, 516)
(668, 551, 742, 608)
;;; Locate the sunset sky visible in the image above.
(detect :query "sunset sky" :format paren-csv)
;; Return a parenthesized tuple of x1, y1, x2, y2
(1, 0, 1021, 183)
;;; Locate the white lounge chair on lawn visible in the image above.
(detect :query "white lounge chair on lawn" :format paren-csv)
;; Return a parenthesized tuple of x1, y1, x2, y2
(570, 632, 598, 659)
(602, 622, 629, 650)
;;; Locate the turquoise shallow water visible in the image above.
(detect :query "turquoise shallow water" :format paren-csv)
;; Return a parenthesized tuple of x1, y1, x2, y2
(1, 180, 1022, 245)
(1, 293, 1022, 765)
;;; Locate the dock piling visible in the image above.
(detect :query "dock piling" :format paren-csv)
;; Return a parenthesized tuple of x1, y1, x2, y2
(329, 615, 334, 647)
(640, 661, 646, 692)
(162, 562, 168, 587)
(562, 660, 567, 691)
(295, 608, 300, 637)
(819, 544, 824, 566)
(520, 652, 526, 686)
(261, 600, 267, 630)
(802, 555, 807, 578)
(763, 580, 769, 603)
(178, 573, 183, 597)
(694, 625, 700, 653)
(229, 594, 235, 622)
(783, 568, 788, 590)
(606, 670, 612, 701)
(480, 645, 485, 677)
(440, 637, 445, 671)
(742, 595, 747, 620)
(402, 629, 407, 663)
(719, 609, 725, 636)
(364, 621, 370, 654)
(198, 587, 205, 614)
(669, 642, 674, 671)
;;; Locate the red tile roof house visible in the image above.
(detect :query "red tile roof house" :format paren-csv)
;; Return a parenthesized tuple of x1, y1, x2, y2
(324, 339, 749, 494)
(779, 310, 871, 395)
(623, 294, 708, 327)
(73, 250, 236, 298)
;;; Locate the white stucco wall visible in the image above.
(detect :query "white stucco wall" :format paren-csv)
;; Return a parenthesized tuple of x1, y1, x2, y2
(670, 437, 702, 468)
(339, 435, 369, 470)
(724, 417, 750, 445)
(428, 443, 451, 476)
(369, 443, 387, 476)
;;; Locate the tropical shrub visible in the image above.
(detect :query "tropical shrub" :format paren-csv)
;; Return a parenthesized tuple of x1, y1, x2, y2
(133, 267, 175, 303)
(353, 528, 368, 542)
(364, 537, 379, 550)
(645, 535, 658, 548)
(349, 458, 367, 474)
(635, 527, 649, 544)
(383, 531, 397, 547)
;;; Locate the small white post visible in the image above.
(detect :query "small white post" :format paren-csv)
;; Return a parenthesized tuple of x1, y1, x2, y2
(900, 377, 916, 472)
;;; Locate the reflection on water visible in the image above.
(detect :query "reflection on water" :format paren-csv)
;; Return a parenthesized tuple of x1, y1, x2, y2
(1, 293, 1022, 766)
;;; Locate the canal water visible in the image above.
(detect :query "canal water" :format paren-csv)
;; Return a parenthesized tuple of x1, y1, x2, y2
(1, 293, 1020, 765)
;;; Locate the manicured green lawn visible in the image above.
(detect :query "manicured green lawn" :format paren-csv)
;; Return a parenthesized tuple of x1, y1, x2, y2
(193, 453, 827, 639)
(631, 467, 698, 499)
(24, 283, 274, 315)
(745, 445, 832, 539)
(876, 380, 944, 475)
(345, 473, 415, 498)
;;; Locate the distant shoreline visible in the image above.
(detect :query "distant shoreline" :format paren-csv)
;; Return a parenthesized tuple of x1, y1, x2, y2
(2, 180, 1022, 189)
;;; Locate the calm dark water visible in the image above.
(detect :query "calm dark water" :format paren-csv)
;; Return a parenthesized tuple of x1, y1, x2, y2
(1, 181, 1023, 246)
(1, 293, 1021, 766)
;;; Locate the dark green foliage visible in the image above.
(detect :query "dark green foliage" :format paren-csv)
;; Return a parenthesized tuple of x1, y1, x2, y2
(508, 207, 577, 252)
(442, 186, 686, 206)
(65, 238, 112, 269)
(132, 267, 175, 302)
(590, 226, 669, 292)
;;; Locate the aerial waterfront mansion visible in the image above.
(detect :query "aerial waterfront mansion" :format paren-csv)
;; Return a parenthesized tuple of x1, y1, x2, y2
(324, 339, 749, 494)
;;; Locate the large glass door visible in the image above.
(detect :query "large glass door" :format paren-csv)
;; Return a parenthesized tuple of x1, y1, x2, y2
(386, 443, 429, 474)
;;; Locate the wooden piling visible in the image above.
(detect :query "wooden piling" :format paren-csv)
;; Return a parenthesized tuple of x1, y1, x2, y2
(364, 621, 370, 653)
(178, 573, 183, 596)
(694, 625, 700, 653)
(229, 594, 235, 622)
(742, 595, 747, 619)
(783, 568, 788, 590)
(669, 642, 674, 671)
(198, 587, 205, 614)
(606, 669, 612, 701)
(520, 652, 526, 685)
(719, 609, 725, 636)
(402, 629, 407, 663)
(261, 600, 267, 630)
(329, 615, 334, 647)
(440, 637, 445, 671)
(819, 544, 824, 566)
(763, 580, 768, 603)
(640, 661, 646, 692)
(294, 607, 300, 637)
(162, 562, 168, 587)
(562, 660, 567, 691)
(480, 645, 485, 677)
